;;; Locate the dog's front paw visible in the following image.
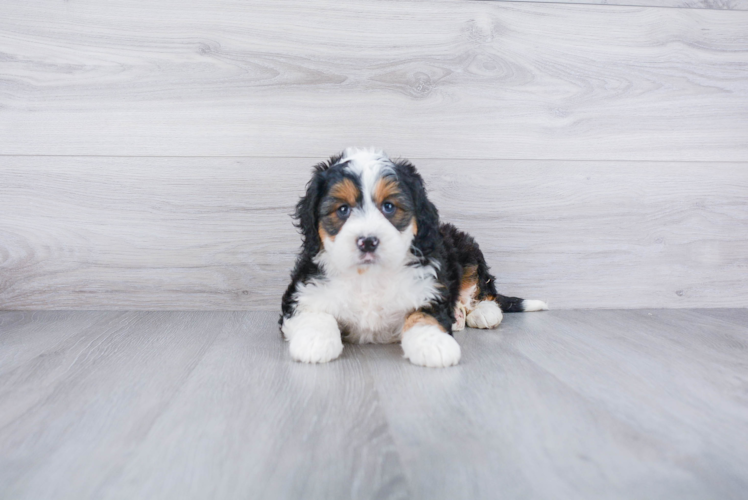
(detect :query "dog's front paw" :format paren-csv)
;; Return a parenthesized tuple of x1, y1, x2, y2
(289, 332, 343, 364)
(283, 312, 343, 364)
(401, 325, 461, 368)
(466, 300, 503, 329)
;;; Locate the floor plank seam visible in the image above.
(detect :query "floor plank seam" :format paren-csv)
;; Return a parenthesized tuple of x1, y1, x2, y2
(88, 313, 227, 497)
(357, 347, 417, 499)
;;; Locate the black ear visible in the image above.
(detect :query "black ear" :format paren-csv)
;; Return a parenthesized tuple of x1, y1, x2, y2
(294, 168, 326, 256)
(412, 178, 441, 258)
(294, 154, 345, 255)
(394, 160, 441, 259)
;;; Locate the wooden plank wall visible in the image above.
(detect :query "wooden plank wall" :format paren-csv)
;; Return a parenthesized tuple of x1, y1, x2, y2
(1, 0, 747, 310)
(494, 0, 748, 11)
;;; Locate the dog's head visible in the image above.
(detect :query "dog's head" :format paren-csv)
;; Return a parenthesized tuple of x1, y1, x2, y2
(294, 148, 440, 273)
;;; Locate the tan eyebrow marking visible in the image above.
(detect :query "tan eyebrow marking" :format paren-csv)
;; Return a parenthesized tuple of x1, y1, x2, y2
(373, 176, 400, 206)
(329, 178, 360, 206)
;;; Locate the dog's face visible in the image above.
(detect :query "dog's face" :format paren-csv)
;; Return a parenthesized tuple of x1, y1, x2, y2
(295, 149, 438, 273)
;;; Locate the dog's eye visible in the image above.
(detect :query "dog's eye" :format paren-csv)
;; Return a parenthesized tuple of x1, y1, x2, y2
(337, 205, 350, 218)
(382, 202, 396, 215)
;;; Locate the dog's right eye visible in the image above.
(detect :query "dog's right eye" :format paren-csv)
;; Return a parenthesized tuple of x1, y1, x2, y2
(337, 205, 350, 218)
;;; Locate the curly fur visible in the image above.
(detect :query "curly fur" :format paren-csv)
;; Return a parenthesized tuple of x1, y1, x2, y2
(280, 148, 547, 366)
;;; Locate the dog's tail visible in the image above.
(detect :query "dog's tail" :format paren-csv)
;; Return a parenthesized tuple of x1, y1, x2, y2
(494, 294, 549, 313)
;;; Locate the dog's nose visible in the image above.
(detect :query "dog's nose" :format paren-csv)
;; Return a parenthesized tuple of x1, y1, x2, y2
(356, 236, 379, 253)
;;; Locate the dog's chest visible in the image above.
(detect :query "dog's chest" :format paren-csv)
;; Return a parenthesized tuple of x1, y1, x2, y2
(300, 265, 439, 344)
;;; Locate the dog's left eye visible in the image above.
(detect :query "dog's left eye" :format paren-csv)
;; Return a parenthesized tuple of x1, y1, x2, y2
(337, 204, 351, 218)
(382, 202, 396, 215)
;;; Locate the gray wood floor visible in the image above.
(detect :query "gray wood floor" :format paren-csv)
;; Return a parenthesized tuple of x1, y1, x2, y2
(2, 309, 747, 499)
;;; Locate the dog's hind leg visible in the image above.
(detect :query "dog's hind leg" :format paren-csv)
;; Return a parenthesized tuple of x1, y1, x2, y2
(465, 245, 547, 329)
(442, 222, 548, 329)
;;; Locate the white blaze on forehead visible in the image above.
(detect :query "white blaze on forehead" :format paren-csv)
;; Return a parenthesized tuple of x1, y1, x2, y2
(341, 147, 394, 210)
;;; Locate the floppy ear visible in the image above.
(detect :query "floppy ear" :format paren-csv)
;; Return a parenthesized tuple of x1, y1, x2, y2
(292, 153, 346, 256)
(412, 178, 440, 258)
(394, 160, 441, 259)
(294, 169, 326, 256)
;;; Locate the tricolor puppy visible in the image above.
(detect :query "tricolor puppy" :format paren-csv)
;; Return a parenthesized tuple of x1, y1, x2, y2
(280, 148, 547, 368)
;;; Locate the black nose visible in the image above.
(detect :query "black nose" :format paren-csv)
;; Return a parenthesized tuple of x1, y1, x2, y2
(356, 236, 379, 253)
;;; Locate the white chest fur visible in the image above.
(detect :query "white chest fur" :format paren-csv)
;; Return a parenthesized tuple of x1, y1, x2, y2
(293, 263, 440, 344)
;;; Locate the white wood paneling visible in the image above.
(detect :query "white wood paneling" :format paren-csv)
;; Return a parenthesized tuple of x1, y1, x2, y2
(1, 0, 746, 310)
(1, 156, 746, 310)
(492, 0, 748, 11)
(1, 0, 746, 160)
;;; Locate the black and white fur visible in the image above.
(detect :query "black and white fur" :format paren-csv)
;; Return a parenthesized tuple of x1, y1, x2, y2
(280, 148, 547, 368)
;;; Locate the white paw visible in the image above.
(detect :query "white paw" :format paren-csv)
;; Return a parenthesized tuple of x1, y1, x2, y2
(289, 333, 343, 364)
(401, 325, 461, 368)
(466, 300, 503, 329)
(522, 299, 549, 312)
(282, 312, 343, 364)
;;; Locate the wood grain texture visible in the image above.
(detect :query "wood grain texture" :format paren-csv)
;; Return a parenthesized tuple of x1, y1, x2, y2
(1, 309, 747, 499)
(1, 0, 747, 161)
(0, 311, 223, 499)
(98, 314, 408, 500)
(2, 156, 746, 310)
(491, 0, 748, 12)
(362, 308, 748, 499)
(0, 311, 408, 500)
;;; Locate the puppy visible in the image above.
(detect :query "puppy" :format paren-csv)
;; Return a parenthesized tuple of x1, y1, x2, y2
(280, 148, 547, 367)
